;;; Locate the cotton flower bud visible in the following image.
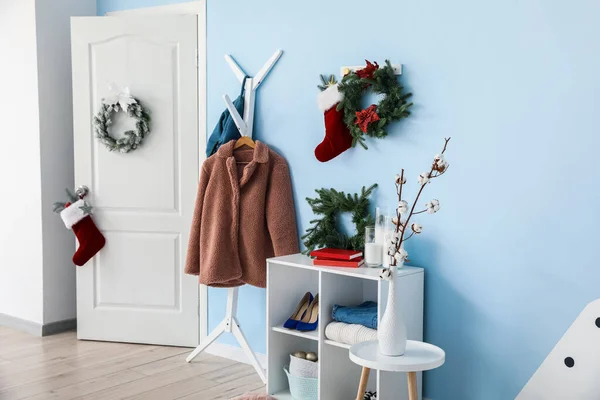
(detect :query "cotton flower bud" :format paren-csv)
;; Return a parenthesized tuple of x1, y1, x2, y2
(426, 199, 440, 214)
(434, 154, 448, 172)
(379, 268, 393, 281)
(411, 223, 423, 234)
(418, 172, 430, 186)
(392, 217, 406, 227)
(395, 174, 407, 184)
(395, 248, 408, 263)
(388, 246, 396, 256)
(397, 200, 409, 214)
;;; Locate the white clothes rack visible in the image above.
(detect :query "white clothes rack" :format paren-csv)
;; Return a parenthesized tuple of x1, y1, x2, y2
(223, 49, 283, 138)
(186, 50, 283, 384)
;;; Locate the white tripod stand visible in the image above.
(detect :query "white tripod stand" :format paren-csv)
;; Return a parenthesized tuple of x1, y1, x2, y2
(185, 50, 283, 385)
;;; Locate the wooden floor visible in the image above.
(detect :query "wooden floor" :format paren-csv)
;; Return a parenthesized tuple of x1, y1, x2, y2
(0, 327, 264, 400)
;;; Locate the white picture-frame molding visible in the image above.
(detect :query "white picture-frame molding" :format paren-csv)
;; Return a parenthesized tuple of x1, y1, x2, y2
(106, 1, 208, 344)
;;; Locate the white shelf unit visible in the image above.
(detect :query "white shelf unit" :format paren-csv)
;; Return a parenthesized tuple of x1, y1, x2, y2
(266, 254, 424, 400)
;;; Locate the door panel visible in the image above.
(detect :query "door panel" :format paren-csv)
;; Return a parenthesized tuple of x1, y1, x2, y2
(90, 36, 180, 212)
(96, 232, 179, 308)
(71, 16, 199, 346)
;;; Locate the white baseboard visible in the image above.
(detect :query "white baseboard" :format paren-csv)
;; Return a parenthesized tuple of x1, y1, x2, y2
(204, 341, 267, 370)
(0, 313, 76, 337)
(0, 312, 42, 336)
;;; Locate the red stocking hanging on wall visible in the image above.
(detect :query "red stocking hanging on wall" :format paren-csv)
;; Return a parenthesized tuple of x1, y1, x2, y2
(314, 82, 353, 162)
(60, 200, 106, 266)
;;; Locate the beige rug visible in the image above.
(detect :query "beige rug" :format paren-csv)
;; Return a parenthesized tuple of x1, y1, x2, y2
(230, 394, 276, 400)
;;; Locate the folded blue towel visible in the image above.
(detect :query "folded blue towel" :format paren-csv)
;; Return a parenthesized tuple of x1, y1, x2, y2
(331, 301, 378, 329)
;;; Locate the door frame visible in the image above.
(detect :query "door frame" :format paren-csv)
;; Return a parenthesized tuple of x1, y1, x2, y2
(106, 1, 208, 343)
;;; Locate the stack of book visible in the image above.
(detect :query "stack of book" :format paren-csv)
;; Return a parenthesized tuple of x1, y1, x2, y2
(310, 248, 364, 268)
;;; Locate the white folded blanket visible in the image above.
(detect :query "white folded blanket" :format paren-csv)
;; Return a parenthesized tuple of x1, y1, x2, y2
(325, 321, 377, 345)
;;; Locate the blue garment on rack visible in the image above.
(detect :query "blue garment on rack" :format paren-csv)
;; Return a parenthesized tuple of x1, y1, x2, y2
(206, 76, 247, 158)
(332, 301, 378, 329)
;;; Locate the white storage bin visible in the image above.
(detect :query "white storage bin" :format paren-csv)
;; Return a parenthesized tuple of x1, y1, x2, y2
(289, 354, 318, 378)
(284, 367, 318, 400)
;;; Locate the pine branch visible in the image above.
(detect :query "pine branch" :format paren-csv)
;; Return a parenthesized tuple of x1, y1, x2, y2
(53, 202, 66, 213)
(318, 74, 337, 91)
(66, 188, 79, 203)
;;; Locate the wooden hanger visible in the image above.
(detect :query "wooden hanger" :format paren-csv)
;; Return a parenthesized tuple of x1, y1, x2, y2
(234, 136, 255, 150)
(233, 136, 255, 164)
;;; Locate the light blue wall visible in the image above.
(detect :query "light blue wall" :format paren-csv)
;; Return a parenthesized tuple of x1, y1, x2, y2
(97, 0, 189, 15)
(98, 1, 600, 398)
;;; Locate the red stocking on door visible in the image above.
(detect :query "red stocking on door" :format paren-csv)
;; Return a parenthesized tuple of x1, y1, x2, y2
(61, 200, 106, 266)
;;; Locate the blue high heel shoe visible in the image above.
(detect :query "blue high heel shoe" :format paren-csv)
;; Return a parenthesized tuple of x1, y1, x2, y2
(296, 294, 319, 332)
(283, 292, 313, 329)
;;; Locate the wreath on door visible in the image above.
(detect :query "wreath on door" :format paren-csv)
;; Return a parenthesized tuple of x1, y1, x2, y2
(93, 84, 151, 153)
(302, 184, 377, 253)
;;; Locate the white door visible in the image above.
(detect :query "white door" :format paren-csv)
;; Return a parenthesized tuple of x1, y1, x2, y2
(71, 16, 199, 346)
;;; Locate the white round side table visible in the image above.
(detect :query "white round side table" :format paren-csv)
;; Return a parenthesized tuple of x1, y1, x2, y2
(349, 340, 445, 400)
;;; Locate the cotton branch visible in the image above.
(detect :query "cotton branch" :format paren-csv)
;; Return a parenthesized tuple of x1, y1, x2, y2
(395, 169, 405, 199)
(441, 137, 451, 154)
(389, 138, 451, 267)
(403, 231, 415, 241)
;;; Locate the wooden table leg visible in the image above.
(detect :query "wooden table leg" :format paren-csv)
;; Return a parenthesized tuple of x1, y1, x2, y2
(407, 371, 418, 400)
(356, 366, 370, 400)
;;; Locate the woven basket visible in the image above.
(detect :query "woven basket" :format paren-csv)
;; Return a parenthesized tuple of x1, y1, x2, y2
(289, 355, 318, 378)
(284, 367, 318, 400)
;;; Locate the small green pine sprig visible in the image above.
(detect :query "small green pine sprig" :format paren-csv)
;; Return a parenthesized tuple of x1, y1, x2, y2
(317, 74, 337, 91)
(337, 60, 413, 149)
(301, 184, 377, 254)
(53, 188, 93, 215)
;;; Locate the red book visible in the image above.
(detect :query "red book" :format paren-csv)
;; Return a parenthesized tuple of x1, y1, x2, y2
(310, 248, 363, 260)
(313, 257, 365, 268)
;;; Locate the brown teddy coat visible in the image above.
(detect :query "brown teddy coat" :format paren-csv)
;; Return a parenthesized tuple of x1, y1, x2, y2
(185, 140, 299, 288)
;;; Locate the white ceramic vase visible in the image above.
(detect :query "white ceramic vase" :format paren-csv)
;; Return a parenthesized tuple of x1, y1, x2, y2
(378, 261, 407, 356)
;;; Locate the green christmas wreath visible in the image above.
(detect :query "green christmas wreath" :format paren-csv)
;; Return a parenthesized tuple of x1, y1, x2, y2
(302, 184, 377, 254)
(337, 60, 413, 149)
(93, 85, 151, 153)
